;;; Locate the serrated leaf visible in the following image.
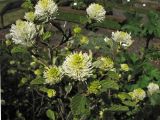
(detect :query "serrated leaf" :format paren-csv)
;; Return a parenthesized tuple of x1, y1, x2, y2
(42, 32, 52, 41)
(30, 77, 45, 85)
(46, 109, 56, 120)
(107, 104, 129, 112)
(118, 92, 131, 101)
(122, 101, 137, 107)
(100, 79, 119, 92)
(129, 53, 138, 64)
(71, 94, 90, 116)
(137, 75, 150, 88)
(150, 93, 160, 106)
(107, 71, 119, 81)
(39, 87, 48, 93)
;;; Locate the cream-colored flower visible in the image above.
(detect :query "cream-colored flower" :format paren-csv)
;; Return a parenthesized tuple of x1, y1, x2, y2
(86, 3, 106, 22)
(62, 52, 93, 81)
(129, 88, 146, 102)
(147, 83, 159, 95)
(43, 66, 63, 85)
(35, 0, 58, 21)
(112, 31, 133, 48)
(120, 64, 129, 71)
(10, 20, 37, 47)
(24, 12, 35, 22)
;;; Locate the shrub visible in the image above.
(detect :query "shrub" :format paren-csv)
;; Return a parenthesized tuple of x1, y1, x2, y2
(2, 0, 160, 119)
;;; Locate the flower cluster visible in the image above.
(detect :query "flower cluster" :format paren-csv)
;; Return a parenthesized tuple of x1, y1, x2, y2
(35, 0, 58, 21)
(129, 88, 146, 102)
(10, 20, 37, 47)
(47, 89, 56, 98)
(43, 66, 63, 85)
(94, 57, 114, 70)
(147, 83, 159, 95)
(88, 80, 101, 94)
(24, 12, 35, 22)
(86, 3, 106, 22)
(112, 31, 133, 49)
(80, 36, 89, 45)
(120, 64, 129, 72)
(62, 52, 93, 81)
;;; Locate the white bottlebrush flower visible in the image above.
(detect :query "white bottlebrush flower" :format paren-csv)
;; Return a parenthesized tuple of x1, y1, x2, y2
(86, 3, 106, 22)
(10, 20, 37, 47)
(43, 66, 63, 85)
(112, 31, 133, 48)
(147, 83, 159, 95)
(129, 88, 146, 102)
(35, 0, 58, 21)
(62, 52, 93, 81)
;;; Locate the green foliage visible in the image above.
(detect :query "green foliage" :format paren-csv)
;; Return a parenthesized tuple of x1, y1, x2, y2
(2, 0, 160, 120)
(121, 12, 142, 36)
(118, 92, 131, 101)
(100, 79, 119, 91)
(122, 11, 160, 38)
(65, 82, 73, 96)
(107, 71, 120, 81)
(143, 11, 160, 37)
(46, 109, 56, 120)
(71, 94, 90, 117)
(42, 31, 52, 41)
(30, 77, 45, 85)
(149, 93, 160, 106)
(21, 0, 34, 11)
(11, 45, 28, 54)
(122, 101, 137, 107)
(107, 104, 129, 112)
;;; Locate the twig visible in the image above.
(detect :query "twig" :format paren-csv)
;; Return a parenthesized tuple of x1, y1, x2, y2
(32, 89, 36, 120)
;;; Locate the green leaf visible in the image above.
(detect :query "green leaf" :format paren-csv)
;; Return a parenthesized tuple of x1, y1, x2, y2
(21, 0, 34, 10)
(11, 46, 28, 54)
(18, 78, 28, 87)
(117, 92, 131, 101)
(107, 104, 129, 112)
(147, 68, 160, 79)
(30, 77, 45, 85)
(150, 93, 160, 106)
(46, 109, 56, 120)
(39, 87, 48, 93)
(122, 101, 137, 107)
(129, 53, 138, 64)
(71, 94, 90, 116)
(107, 71, 119, 81)
(65, 83, 72, 95)
(100, 79, 119, 92)
(137, 75, 150, 88)
(42, 32, 52, 41)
